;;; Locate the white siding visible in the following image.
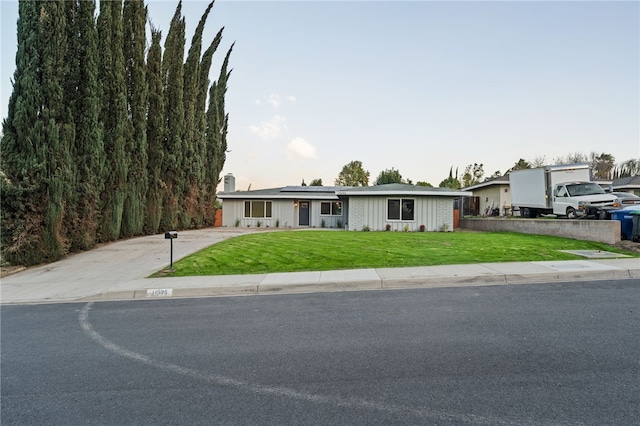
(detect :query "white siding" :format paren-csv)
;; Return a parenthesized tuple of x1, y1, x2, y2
(310, 200, 347, 229)
(222, 199, 295, 228)
(348, 196, 454, 231)
(474, 185, 512, 216)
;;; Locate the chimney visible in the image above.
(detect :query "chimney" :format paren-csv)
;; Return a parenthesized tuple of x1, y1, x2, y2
(223, 173, 235, 192)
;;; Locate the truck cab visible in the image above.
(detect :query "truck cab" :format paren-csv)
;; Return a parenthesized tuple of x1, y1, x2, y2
(552, 182, 618, 218)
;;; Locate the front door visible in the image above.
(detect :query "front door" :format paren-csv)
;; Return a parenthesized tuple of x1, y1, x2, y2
(298, 201, 310, 226)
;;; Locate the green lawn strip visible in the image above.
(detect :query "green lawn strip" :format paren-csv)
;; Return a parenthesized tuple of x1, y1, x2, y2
(152, 230, 635, 277)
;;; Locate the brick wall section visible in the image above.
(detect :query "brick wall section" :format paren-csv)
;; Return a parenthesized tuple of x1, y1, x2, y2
(460, 218, 621, 244)
(437, 199, 453, 231)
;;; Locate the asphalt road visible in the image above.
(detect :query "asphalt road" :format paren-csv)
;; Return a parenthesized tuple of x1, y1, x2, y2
(2, 280, 639, 425)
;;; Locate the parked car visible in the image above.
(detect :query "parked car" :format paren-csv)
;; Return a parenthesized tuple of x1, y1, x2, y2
(598, 193, 640, 219)
(611, 192, 640, 207)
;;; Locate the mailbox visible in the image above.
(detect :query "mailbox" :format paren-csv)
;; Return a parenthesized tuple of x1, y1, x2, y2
(165, 231, 178, 239)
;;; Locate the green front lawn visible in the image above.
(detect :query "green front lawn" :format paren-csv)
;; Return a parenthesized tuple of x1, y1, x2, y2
(154, 230, 635, 277)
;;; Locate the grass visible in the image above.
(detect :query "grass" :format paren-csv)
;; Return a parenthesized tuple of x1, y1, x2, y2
(152, 230, 636, 277)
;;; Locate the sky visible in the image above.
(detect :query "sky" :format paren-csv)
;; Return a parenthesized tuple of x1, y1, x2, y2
(1, 0, 639, 192)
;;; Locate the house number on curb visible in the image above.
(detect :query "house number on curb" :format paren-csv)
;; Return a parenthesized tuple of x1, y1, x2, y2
(147, 289, 173, 297)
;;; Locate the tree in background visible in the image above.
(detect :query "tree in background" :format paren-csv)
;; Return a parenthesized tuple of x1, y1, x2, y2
(461, 163, 484, 188)
(589, 152, 615, 180)
(612, 158, 640, 179)
(439, 166, 461, 189)
(530, 156, 546, 168)
(416, 181, 433, 187)
(554, 152, 588, 165)
(309, 178, 322, 186)
(335, 160, 369, 186)
(121, 0, 148, 237)
(374, 168, 405, 185)
(510, 158, 530, 172)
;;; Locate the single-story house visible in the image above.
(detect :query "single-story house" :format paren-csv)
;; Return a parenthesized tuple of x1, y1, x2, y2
(462, 175, 511, 216)
(611, 175, 640, 196)
(218, 175, 472, 231)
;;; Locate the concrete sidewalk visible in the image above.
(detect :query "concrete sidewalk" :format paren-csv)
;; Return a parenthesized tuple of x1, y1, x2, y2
(1, 228, 639, 305)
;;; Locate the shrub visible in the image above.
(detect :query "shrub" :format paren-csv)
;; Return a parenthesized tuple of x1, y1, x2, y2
(234, 218, 240, 227)
(275, 219, 280, 228)
(403, 225, 410, 232)
(419, 224, 425, 232)
(337, 219, 342, 229)
(257, 220, 262, 228)
(321, 219, 326, 228)
(362, 225, 370, 232)
(385, 224, 391, 231)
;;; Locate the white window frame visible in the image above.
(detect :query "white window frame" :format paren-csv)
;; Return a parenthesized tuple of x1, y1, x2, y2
(320, 201, 342, 216)
(387, 198, 415, 221)
(244, 200, 273, 218)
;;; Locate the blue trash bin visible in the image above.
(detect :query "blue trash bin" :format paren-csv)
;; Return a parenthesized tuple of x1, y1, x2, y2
(610, 210, 636, 240)
(631, 211, 640, 242)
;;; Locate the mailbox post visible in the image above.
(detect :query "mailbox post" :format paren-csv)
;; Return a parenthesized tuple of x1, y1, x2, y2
(164, 231, 178, 271)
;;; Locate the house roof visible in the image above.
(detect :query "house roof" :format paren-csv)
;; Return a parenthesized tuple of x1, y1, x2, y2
(219, 183, 471, 200)
(218, 186, 342, 200)
(336, 183, 472, 197)
(462, 175, 510, 192)
(612, 175, 640, 190)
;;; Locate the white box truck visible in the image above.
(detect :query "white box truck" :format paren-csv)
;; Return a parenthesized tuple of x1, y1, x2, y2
(509, 163, 618, 218)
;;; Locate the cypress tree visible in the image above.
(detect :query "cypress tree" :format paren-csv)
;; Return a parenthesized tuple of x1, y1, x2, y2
(196, 27, 223, 224)
(160, 2, 186, 230)
(144, 27, 165, 234)
(1, 0, 47, 265)
(65, 0, 104, 250)
(39, 0, 75, 260)
(97, 0, 128, 241)
(204, 44, 233, 225)
(121, 0, 148, 237)
(182, 0, 214, 228)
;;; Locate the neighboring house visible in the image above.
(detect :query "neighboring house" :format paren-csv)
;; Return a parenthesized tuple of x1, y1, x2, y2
(462, 175, 511, 216)
(611, 176, 640, 196)
(218, 174, 472, 231)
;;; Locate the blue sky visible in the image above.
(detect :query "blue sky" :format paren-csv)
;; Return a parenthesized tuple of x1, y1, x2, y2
(1, 0, 639, 191)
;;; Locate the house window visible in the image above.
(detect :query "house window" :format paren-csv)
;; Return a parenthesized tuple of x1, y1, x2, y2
(320, 201, 342, 216)
(244, 201, 272, 218)
(387, 198, 414, 221)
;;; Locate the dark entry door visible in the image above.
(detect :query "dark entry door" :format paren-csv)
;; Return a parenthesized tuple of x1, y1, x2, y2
(299, 201, 310, 226)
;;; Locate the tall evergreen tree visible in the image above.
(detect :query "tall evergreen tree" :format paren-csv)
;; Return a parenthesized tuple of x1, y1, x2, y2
(204, 44, 233, 225)
(144, 27, 165, 234)
(1, 0, 47, 265)
(97, 0, 128, 241)
(182, 1, 214, 228)
(121, 0, 148, 237)
(160, 2, 186, 230)
(196, 27, 223, 223)
(65, 0, 104, 250)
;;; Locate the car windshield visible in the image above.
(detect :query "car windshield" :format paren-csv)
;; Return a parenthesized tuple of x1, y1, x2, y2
(566, 183, 605, 196)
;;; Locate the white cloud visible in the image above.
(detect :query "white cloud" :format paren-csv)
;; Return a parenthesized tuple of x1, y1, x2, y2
(254, 94, 297, 108)
(248, 115, 288, 140)
(287, 137, 317, 160)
